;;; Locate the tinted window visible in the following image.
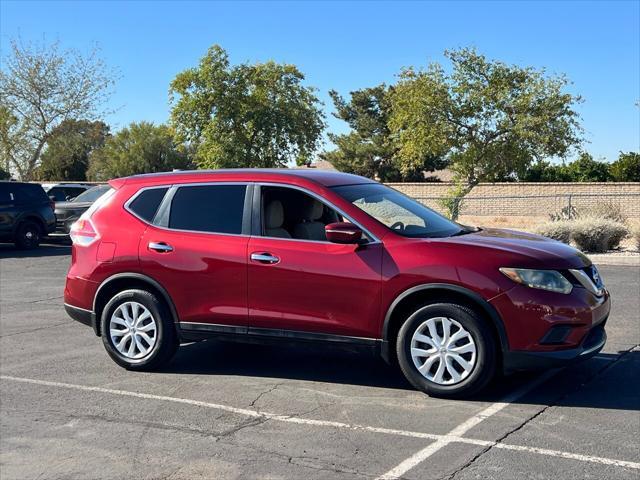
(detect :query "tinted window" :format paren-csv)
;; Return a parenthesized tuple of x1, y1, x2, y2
(129, 187, 168, 222)
(15, 184, 48, 204)
(0, 184, 11, 204)
(169, 185, 246, 234)
(46, 187, 68, 202)
(74, 185, 111, 203)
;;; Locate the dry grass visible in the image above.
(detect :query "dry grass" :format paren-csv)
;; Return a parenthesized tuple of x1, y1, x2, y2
(459, 215, 640, 253)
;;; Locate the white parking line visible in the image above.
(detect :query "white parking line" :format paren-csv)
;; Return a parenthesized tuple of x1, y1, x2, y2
(376, 370, 558, 479)
(2, 374, 639, 473)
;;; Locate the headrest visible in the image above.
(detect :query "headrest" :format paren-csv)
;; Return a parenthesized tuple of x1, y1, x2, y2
(265, 200, 284, 229)
(302, 199, 324, 221)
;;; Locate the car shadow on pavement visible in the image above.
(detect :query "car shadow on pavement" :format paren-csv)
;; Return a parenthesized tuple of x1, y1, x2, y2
(162, 340, 639, 410)
(0, 243, 71, 259)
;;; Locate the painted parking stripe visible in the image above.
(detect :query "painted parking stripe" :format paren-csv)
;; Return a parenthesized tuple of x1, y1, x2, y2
(376, 370, 559, 480)
(1, 374, 639, 473)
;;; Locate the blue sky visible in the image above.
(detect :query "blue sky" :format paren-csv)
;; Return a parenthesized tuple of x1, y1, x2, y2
(1, 0, 638, 162)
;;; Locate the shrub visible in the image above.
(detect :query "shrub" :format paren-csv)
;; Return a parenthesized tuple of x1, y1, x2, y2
(633, 226, 640, 252)
(549, 205, 579, 222)
(570, 219, 629, 253)
(536, 221, 573, 244)
(582, 201, 627, 224)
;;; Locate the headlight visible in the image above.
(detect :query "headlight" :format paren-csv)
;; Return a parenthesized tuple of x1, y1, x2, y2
(499, 268, 573, 294)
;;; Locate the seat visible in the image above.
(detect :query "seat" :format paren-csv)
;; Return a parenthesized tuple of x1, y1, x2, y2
(293, 199, 326, 241)
(264, 200, 291, 239)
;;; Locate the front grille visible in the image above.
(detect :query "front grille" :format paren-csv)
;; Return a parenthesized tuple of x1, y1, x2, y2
(584, 265, 604, 290)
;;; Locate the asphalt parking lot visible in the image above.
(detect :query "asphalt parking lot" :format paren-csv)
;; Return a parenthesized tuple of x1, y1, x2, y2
(0, 243, 638, 480)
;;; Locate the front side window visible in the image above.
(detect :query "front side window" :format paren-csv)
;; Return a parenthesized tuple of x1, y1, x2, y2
(332, 183, 464, 238)
(260, 186, 343, 242)
(169, 184, 246, 234)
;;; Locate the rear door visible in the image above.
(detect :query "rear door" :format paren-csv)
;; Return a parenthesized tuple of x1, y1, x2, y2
(138, 183, 252, 332)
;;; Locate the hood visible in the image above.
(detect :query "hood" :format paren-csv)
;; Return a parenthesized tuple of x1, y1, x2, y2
(437, 227, 591, 270)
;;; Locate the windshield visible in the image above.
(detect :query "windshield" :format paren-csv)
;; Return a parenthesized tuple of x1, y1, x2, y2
(332, 183, 464, 238)
(73, 185, 110, 203)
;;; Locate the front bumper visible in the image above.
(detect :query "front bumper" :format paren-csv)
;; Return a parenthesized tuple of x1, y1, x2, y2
(503, 320, 607, 372)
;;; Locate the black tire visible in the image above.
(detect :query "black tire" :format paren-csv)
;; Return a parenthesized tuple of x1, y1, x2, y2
(100, 289, 178, 370)
(396, 303, 497, 398)
(14, 221, 41, 249)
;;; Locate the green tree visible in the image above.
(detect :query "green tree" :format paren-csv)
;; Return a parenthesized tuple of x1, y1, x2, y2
(0, 39, 116, 180)
(610, 151, 639, 181)
(521, 160, 572, 182)
(389, 48, 583, 218)
(37, 120, 110, 181)
(321, 86, 445, 181)
(564, 152, 611, 182)
(169, 45, 325, 169)
(87, 122, 191, 181)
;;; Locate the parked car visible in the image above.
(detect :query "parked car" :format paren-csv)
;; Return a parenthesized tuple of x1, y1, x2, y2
(53, 185, 112, 236)
(0, 181, 56, 249)
(42, 183, 94, 203)
(63, 170, 609, 398)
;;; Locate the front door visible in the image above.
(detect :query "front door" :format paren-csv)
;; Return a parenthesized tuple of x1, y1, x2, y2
(247, 185, 383, 339)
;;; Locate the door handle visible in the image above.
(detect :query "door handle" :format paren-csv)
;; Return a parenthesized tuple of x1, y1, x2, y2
(148, 241, 173, 253)
(250, 252, 280, 264)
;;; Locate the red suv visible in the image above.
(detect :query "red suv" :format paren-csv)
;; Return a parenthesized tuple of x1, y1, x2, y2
(64, 170, 610, 398)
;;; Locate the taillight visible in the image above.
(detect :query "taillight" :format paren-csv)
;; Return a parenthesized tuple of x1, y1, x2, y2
(69, 218, 99, 246)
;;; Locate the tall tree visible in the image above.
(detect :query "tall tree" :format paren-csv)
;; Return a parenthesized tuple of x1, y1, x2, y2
(37, 120, 110, 181)
(563, 152, 611, 182)
(0, 39, 116, 180)
(169, 45, 325, 169)
(321, 86, 445, 181)
(610, 151, 639, 181)
(87, 122, 192, 181)
(390, 48, 583, 218)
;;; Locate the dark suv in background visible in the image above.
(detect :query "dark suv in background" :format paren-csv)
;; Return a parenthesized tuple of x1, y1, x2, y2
(0, 182, 56, 249)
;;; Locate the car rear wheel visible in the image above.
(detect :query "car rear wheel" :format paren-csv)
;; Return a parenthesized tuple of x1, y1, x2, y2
(14, 221, 41, 249)
(100, 289, 178, 370)
(396, 303, 496, 398)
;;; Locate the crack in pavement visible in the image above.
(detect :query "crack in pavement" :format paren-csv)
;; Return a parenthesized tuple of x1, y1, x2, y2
(442, 344, 640, 480)
(248, 382, 284, 411)
(0, 321, 71, 338)
(2, 295, 63, 307)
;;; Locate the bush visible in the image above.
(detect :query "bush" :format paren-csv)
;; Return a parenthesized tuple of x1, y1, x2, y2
(571, 219, 629, 253)
(549, 205, 579, 222)
(582, 201, 627, 224)
(633, 227, 640, 252)
(536, 221, 573, 244)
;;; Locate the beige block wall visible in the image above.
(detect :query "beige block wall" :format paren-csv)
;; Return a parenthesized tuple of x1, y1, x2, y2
(385, 182, 640, 217)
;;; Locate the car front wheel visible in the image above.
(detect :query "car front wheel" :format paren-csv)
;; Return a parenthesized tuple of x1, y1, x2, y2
(396, 303, 497, 398)
(100, 289, 178, 370)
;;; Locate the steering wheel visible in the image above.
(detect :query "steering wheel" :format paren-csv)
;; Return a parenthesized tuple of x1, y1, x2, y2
(390, 221, 405, 231)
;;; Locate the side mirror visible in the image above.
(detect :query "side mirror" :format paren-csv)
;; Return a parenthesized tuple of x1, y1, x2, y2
(66, 195, 75, 201)
(325, 222, 363, 244)
(49, 195, 56, 202)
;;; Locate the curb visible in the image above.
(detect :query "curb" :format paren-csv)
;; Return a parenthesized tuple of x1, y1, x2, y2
(589, 255, 640, 267)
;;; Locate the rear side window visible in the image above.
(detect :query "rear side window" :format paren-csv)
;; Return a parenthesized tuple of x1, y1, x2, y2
(15, 184, 48, 204)
(169, 184, 246, 234)
(128, 187, 168, 222)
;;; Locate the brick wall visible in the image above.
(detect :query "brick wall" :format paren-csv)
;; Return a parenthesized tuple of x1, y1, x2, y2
(385, 182, 640, 217)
